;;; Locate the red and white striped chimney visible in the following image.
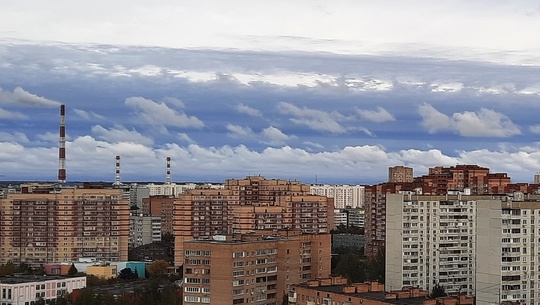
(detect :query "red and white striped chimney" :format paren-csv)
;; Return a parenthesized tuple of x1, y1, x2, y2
(166, 156, 171, 184)
(114, 155, 121, 186)
(57, 105, 67, 183)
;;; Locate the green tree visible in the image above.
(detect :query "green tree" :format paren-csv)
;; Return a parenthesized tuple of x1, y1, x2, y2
(0, 262, 18, 276)
(365, 247, 385, 283)
(334, 253, 366, 283)
(430, 283, 447, 298)
(147, 260, 169, 278)
(161, 232, 174, 243)
(68, 263, 78, 276)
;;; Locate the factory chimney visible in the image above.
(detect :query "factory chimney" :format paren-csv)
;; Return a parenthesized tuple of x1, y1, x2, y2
(113, 155, 121, 186)
(57, 105, 67, 183)
(166, 156, 171, 184)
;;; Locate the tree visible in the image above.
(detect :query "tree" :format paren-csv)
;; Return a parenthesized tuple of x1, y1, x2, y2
(430, 283, 447, 298)
(161, 232, 174, 243)
(119, 267, 137, 280)
(68, 263, 78, 276)
(147, 260, 169, 277)
(365, 247, 385, 283)
(334, 253, 366, 283)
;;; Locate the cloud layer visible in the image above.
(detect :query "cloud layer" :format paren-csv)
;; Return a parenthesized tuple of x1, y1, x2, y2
(0, 42, 540, 183)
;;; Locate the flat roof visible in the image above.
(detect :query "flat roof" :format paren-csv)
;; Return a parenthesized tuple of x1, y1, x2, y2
(298, 285, 426, 305)
(0, 275, 85, 285)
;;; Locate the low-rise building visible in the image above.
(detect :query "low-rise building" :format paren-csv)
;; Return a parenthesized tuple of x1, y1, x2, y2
(0, 275, 86, 305)
(86, 265, 118, 279)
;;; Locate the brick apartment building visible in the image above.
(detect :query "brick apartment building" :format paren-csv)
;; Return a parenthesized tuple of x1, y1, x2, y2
(364, 164, 520, 257)
(142, 195, 175, 235)
(181, 230, 331, 305)
(173, 176, 334, 266)
(0, 185, 130, 266)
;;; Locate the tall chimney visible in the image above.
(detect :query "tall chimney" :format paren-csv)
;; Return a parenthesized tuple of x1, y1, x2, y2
(57, 105, 67, 183)
(113, 155, 121, 186)
(166, 156, 171, 184)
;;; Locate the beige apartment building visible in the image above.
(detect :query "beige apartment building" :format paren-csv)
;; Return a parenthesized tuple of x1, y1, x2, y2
(173, 176, 334, 266)
(388, 166, 414, 183)
(182, 231, 331, 305)
(0, 185, 130, 266)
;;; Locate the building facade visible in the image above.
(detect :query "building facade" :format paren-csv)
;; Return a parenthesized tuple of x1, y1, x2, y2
(0, 275, 86, 305)
(476, 195, 540, 305)
(129, 213, 161, 249)
(385, 194, 479, 295)
(173, 176, 334, 266)
(310, 184, 364, 208)
(388, 166, 414, 183)
(181, 231, 331, 305)
(0, 186, 130, 266)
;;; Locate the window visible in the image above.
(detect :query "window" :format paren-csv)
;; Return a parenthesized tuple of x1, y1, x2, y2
(233, 251, 245, 258)
(184, 296, 200, 302)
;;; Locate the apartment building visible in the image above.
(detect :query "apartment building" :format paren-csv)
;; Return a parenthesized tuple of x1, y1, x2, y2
(384, 192, 540, 305)
(173, 176, 334, 266)
(0, 185, 130, 266)
(388, 166, 414, 183)
(129, 213, 161, 249)
(142, 195, 175, 235)
(310, 184, 364, 208)
(181, 231, 331, 305)
(0, 275, 86, 305)
(476, 195, 540, 305)
(386, 193, 481, 295)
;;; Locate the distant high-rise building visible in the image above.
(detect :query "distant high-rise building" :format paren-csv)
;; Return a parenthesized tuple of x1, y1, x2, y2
(0, 185, 130, 266)
(535, 172, 540, 184)
(129, 213, 161, 249)
(310, 184, 364, 208)
(388, 166, 413, 183)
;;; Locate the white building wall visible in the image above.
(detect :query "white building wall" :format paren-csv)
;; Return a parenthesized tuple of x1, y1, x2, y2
(0, 276, 86, 305)
(310, 185, 364, 208)
(386, 194, 478, 295)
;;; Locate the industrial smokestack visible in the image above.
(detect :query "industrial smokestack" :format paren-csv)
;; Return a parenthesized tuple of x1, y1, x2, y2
(57, 105, 67, 183)
(113, 155, 121, 186)
(166, 156, 171, 184)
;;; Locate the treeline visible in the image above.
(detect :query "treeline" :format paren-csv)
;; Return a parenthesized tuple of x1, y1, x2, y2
(332, 246, 385, 283)
(71, 280, 182, 305)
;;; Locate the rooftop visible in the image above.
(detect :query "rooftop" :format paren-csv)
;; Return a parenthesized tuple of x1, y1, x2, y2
(308, 285, 427, 305)
(0, 275, 85, 284)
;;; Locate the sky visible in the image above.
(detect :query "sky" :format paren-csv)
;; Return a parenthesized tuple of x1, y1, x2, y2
(1, 0, 540, 184)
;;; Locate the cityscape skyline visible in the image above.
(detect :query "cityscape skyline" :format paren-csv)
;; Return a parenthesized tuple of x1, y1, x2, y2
(1, 1, 540, 183)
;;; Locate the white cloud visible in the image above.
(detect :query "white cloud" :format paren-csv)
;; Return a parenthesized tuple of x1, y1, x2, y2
(357, 106, 396, 123)
(226, 124, 256, 139)
(235, 103, 262, 117)
(36, 132, 60, 142)
(418, 103, 520, 137)
(0, 108, 28, 120)
(178, 133, 196, 144)
(430, 82, 464, 93)
(453, 108, 521, 137)
(530, 125, 540, 134)
(0, 131, 29, 144)
(226, 124, 293, 146)
(261, 126, 293, 145)
(125, 97, 204, 129)
(74, 108, 105, 121)
(91, 125, 154, 145)
(0, 87, 61, 107)
(2, 133, 540, 183)
(277, 102, 347, 134)
(303, 141, 324, 149)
